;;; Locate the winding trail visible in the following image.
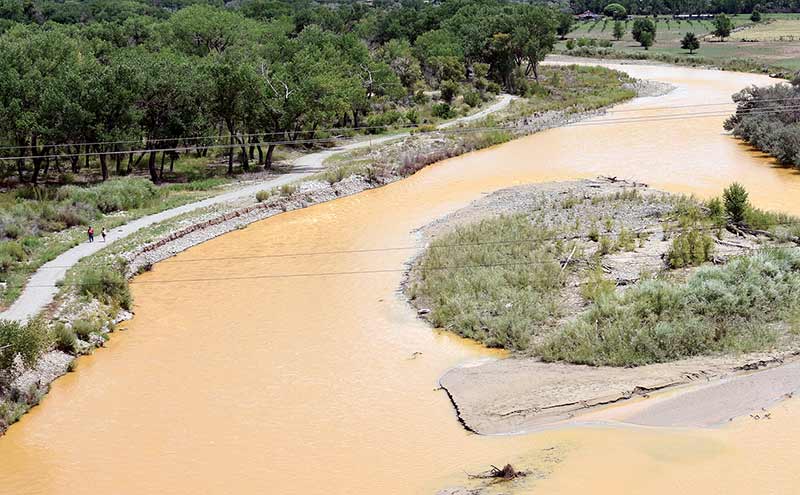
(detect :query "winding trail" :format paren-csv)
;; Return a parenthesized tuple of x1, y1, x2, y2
(0, 94, 514, 323)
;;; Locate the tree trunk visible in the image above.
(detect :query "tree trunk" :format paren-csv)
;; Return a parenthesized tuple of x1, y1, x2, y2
(256, 144, 264, 166)
(148, 150, 159, 183)
(265, 144, 276, 170)
(159, 150, 166, 179)
(227, 133, 234, 175)
(127, 153, 134, 175)
(98, 152, 109, 181)
(169, 152, 176, 173)
(115, 149, 122, 176)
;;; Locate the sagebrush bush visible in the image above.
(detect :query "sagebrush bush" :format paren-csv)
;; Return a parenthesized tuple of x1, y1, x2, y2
(58, 178, 158, 214)
(72, 319, 100, 341)
(412, 214, 562, 350)
(0, 318, 49, 370)
(540, 249, 800, 366)
(52, 323, 78, 353)
(667, 229, 714, 268)
(77, 265, 132, 309)
(255, 190, 272, 202)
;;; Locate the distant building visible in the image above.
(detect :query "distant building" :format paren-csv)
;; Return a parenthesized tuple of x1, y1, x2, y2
(673, 13, 715, 19)
(576, 10, 602, 20)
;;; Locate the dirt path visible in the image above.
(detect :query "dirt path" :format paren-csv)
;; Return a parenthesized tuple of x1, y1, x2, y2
(0, 94, 515, 323)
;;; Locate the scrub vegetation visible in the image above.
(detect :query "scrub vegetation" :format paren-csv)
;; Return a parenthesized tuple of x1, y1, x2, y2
(724, 75, 800, 168)
(410, 181, 800, 366)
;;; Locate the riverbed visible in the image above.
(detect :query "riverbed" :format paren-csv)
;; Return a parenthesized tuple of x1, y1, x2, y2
(1, 62, 798, 494)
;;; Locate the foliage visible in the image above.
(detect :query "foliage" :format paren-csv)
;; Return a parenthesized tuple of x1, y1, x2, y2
(632, 18, 656, 47)
(681, 32, 700, 54)
(667, 229, 715, 268)
(603, 3, 627, 20)
(410, 214, 562, 350)
(0, 318, 48, 370)
(723, 182, 749, 224)
(52, 323, 78, 353)
(540, 249, 800, 366)
(751, 9, 762, 22)
(724, 80, 800, 169)
(612, 20, 625, 40)
(77, 264, 132, 310)
(713, 13, 734, 40)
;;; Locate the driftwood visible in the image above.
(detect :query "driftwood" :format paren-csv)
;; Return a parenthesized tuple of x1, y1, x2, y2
(467, 464, 526, 481)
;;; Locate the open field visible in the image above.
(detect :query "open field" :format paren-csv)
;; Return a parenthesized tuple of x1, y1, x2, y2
(562, 14, 800, 72)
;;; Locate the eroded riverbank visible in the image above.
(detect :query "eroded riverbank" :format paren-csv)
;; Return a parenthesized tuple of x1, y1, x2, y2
(1, 62, 798, 494)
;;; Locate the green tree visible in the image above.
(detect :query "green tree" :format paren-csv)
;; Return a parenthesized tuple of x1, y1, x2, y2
(603, 3, 627, 20)
(639, 30, 654, 50)
(723, 182, 749, 224)
(509, 5, 557, 82)
(750, 9, 761, 22)
(556, 11, 574, 40)
(612, 20, 625, 41)
(713, 14, 733, 41)
(681, 32, 700, 54)
(632, 18, 656, 47)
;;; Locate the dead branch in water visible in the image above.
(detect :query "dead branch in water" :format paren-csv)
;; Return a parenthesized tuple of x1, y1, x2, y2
(467, 464, 526, 481)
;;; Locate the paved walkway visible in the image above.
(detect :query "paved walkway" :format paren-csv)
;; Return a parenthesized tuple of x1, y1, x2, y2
(1, 95, 514, 323)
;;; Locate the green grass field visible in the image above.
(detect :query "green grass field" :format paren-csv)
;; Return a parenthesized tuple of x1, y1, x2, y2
(562, 14, 800, 72)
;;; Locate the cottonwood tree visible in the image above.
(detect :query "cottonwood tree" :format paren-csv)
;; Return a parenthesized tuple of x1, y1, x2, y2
(632, 18, 656, 48)
(613, 20, 625, 40)
(681, 32, 700, 54)
(713, 14, 733, 41)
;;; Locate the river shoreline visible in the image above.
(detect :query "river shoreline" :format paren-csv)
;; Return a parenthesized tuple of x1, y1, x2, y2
(0, 70, 660, 437)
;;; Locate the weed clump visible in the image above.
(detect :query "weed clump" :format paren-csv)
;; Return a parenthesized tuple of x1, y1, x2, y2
(410, 214, 562, 350)
(0, 318, 49, 370)
(77, 265, 132, 310)
(667, 229, 714, 268)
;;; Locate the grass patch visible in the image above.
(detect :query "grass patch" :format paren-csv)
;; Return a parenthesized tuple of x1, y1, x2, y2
(76, 263, 131, 310)
(539, 249, 800, 366)
(0, 318, 49, 370)
(409, 214, 563, 350)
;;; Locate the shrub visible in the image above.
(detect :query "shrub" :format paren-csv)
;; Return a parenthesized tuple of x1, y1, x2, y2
(432, 103, 455, 119)
(52, 323, 78, 353)
(463, 90, 481, 108)
(77, 265, 132, 309)
(440, 80, 459, 103)
(411, 214, 562, 350)
(58, 178, 158, 214)
(72, 319, 100, 341)
(255, 190, 272, 202)
(723, 182, 749, 224)
(667, 229, 714, 268)
(280, 184, 297, 196)
(0, 318, 49, 370)
(540, 249, 800, 366)
(566, 38, 576, 50)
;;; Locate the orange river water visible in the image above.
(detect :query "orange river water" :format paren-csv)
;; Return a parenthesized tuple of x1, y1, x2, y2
(2, 62, 800, 495)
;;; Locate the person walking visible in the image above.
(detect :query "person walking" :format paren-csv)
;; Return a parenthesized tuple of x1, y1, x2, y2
(101, 227, 107, 242)
(88, 226, 94, 243)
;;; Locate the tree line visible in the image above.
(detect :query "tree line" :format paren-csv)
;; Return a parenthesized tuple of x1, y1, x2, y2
(724, 75, 800, 168)
(570, 0, 796, 15)
(0, 0, 567, 185)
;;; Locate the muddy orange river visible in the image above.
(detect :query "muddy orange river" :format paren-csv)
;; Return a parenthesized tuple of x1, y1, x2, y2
(2, 62, 800, 494)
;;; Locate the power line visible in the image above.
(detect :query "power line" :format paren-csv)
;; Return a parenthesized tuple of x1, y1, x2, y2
(35, 218, 800, 270)
(1, 104, 798, 162)
(0, 94, 797, 153)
